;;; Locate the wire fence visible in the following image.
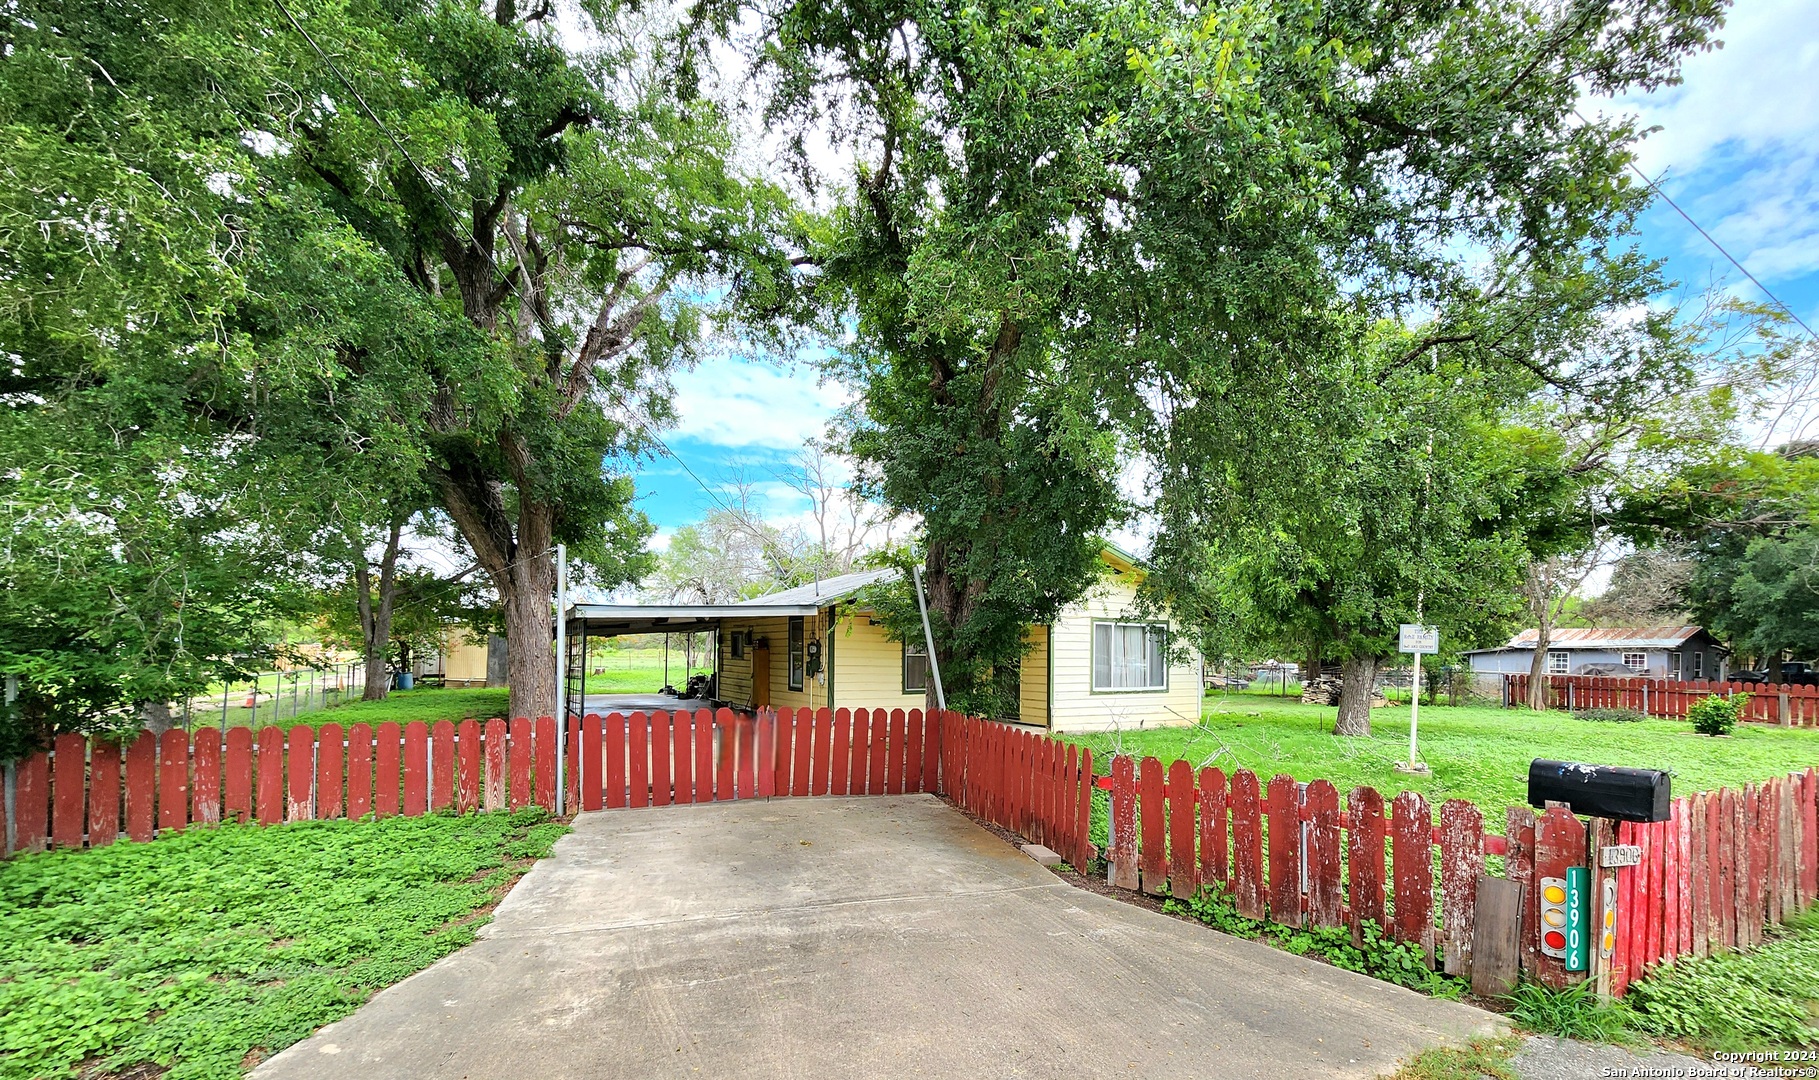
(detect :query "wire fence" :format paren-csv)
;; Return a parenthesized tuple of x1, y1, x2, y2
(179, 662, 373, 730)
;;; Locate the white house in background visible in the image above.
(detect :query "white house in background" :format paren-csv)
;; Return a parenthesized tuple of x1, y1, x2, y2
(563, 544, 1204, 733)
(1464, 626, 1729, 681)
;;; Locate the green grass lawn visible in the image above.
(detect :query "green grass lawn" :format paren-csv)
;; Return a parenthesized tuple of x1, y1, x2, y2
(0, 808, 566, 1080)
(187, 687, 511, 733)
(578, 648, 710, 694)
(1056, 694, 1819, 829)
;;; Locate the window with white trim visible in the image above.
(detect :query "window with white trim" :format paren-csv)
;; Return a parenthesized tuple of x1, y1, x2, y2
(1092, 622, 1168, 691)
(1692, 651, 1703, 678)
(1547, 651, 1570, 675)
(902, 642, 929, 694)
(1622, 652, 1647, 672)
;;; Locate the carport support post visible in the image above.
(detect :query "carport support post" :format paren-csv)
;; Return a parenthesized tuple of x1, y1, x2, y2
(555, 543, 568, 817)
(912, 565, 947, 711)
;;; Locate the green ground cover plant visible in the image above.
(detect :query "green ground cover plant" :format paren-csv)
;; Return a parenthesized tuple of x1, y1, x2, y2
(1624, 909, 1819, 1051)
(1504, 979, 1635, 1043)
(1163, 886, 1462, 997)
(0, 808, 566, 1080)
(1058, 694, 1819, 831)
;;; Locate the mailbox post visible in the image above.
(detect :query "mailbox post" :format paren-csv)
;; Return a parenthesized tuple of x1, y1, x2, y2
(1529, 760, 1669, 999)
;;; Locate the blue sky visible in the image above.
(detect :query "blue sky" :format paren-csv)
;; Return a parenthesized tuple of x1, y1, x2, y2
(633, 0, 1819, 544)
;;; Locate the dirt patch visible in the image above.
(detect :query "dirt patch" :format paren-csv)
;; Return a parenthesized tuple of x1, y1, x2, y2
(77, 1058, 168, 1080)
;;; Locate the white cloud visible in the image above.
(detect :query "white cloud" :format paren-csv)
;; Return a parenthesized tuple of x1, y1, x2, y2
(667, 356, 854, 450)
(1614, 0, 1819, 177)
(1585, 0, 1819, 289)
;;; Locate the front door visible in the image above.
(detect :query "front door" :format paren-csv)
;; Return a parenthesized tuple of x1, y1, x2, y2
(752, 644, 772, 709)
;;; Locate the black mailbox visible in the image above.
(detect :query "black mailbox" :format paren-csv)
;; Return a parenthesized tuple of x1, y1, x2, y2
(1527, 759, 1672, 822)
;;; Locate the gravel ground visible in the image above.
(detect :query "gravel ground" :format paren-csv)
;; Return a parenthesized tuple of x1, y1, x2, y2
(1512, 1035, 1714, 1078)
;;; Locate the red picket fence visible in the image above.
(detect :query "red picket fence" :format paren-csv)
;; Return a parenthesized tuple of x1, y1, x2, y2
(936, 719, 1819, 995)
(1507, 673, 1819, 726)
(2, 707, 952, 856)
(939, 716, 1514, 974)
(1608, 769, 1819, 997)
(939, 715, 1097, 871)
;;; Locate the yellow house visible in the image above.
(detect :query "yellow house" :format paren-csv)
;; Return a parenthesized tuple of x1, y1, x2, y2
(564, 546, 1202, 733)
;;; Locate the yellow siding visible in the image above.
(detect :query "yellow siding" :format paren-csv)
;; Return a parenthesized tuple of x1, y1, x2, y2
(1019, 624, 1049, 726)
(830, 613, 925, 708)
(1047, 568, 1203, 733)
(716, 614, 828, 711)
(443, 640, 489, 684)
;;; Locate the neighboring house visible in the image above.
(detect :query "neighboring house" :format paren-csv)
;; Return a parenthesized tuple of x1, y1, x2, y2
(417, 630, 506, 688)
(563, 545, 1204, 732)
(1464, 626, 1729, 681)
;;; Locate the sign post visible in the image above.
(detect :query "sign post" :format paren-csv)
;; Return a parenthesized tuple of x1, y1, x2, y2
(1396, 623, 1437, 775)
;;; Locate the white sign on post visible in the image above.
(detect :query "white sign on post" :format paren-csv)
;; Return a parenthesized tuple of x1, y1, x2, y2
(1399, 623, 1439, 653)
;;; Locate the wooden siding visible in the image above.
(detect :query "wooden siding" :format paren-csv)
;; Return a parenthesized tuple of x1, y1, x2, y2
(831, 613, 924, 706)
(1047, 568, 1202, 733)
(717, 614, 826, 711)
(1020, 624, 1049, 726)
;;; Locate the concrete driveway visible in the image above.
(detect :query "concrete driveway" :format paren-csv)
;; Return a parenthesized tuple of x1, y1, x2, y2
(255, 795, 1501, 1079)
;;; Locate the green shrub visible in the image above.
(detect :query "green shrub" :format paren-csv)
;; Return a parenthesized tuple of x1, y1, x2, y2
(1688, 693, 1746, 737)
(1572, 707, 1646, 723)
(1163, 887, 1463, 997)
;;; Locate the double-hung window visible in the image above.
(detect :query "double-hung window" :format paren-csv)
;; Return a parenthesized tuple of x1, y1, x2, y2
(902, 642, 930, 693)
(1092, 622, 1167, 691)
(1622, 652, 1647, 672)
(1547, 651, 1570, 675)
(788, 617, 805, 691)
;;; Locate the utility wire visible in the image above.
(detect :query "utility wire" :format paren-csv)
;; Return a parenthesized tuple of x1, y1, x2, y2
(1574, 110, 1816, 341)
(271, 0, 505, 284)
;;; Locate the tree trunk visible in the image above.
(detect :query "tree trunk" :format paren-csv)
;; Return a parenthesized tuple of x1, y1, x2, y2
(353, 516, 405, 702)
(1333, 654, 1379, 736)
(140, 699, 176, 737)
(500, 552, 556, 720)
(1525, 629, 1553, 710)
(1524, 559, 1557, 711)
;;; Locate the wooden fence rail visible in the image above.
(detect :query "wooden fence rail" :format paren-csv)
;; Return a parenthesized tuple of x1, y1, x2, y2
(1507, 673, 1819, 726)
(12, 710, 1816, 1005)
(936, 717, 1819, 997)
(2, 707, 951, 857)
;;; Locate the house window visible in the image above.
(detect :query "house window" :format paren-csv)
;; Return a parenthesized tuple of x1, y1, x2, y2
(730, 629, 745, 660)
(1547, 651, 1570, 675)
(1669, 653, 1682, 678)
(1092, 622, 1167, 691)
(788, 617, 805, 691)
(1692, 652, 1703, 679)
(903, 642, 929, 694)
(1622, 652, 1647, 672)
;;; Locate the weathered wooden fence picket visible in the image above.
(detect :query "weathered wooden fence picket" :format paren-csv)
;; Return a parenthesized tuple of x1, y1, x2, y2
(935, 717, 1819, 998)
(2, 707, 951, 856)
(1507, 673, 1819, 726)
(11, 709, 1816, 1005)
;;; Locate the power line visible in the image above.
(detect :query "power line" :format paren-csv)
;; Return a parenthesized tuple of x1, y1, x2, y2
(1575, 110, 1816, 341)
(270, 0, 506, 284)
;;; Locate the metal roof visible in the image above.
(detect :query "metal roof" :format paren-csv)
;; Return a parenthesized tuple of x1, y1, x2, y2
(563, 601, 822, 636)
(1463, 626, 1711, 653)
(734, 567, 896, 607)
